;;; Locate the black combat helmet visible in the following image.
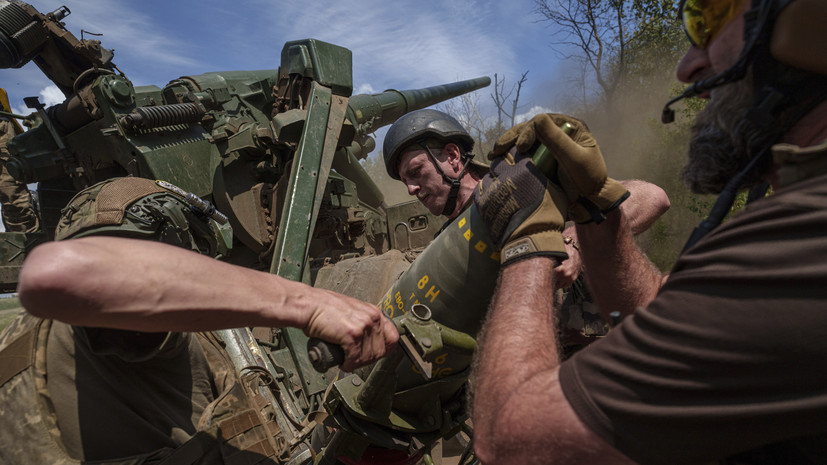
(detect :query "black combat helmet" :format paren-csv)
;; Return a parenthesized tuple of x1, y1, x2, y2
(383, 109, 475, 180)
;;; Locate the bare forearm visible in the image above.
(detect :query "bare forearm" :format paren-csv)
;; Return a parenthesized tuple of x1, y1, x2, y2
(619, 179, 670, 236)
(19, 237, 397, 371)
(474, 258, 561, 458)
(576, 209, 662, 318)
(18, 237, 312, 331)
(473, 258, 634, 465)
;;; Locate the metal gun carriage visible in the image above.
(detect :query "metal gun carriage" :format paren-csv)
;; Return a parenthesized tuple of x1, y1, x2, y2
(0, 1, 491, 463)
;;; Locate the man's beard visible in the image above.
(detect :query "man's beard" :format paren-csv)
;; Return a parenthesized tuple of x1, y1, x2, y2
(682, 78, 767, 194)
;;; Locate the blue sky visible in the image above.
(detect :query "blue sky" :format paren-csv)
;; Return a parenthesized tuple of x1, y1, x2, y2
(1, 0, 601, 231)
(2, 0, 569, 123)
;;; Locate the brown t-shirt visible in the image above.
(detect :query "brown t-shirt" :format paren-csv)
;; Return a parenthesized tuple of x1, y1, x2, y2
(560, 173, 827, 465)
(46, 323, 217, 461)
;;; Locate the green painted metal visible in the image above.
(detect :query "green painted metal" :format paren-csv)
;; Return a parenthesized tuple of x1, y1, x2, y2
(281, 39, 353, 97)
(325, 312, 474, 445)
(345, 77, 490, 137)
(271, 82, 350, 396)
(164, 70, 278, 121)
(270, 82, 335, 277)
(385, 199, 444, 250)
(331, 143, 384, 210)
(380, 205, 501, 337)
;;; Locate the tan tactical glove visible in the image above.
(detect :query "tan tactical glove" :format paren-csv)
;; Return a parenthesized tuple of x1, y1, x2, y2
(491, 113, 629, 223)
(474, 152, 569, 266)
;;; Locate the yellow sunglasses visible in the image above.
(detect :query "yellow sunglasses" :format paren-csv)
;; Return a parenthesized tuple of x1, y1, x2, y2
(681, 0, 747, 49)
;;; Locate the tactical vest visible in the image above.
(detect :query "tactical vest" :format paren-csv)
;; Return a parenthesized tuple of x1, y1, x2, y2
(0, 311, 290, 465)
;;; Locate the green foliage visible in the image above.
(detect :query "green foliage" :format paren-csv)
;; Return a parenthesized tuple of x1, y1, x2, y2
(535, 0, 685, 110)
(549, 0, 767, 271)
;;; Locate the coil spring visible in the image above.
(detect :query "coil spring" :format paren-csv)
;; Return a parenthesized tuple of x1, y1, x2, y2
(0, 2, 45, 68)
(120, 103, 205, 130)
(0, 2, 30, 38)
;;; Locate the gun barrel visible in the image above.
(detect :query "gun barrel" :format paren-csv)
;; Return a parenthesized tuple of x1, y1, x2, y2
(346, 76, 491, 135)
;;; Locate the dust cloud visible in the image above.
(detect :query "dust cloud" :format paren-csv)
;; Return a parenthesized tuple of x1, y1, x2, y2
(547, 56, 712, 271)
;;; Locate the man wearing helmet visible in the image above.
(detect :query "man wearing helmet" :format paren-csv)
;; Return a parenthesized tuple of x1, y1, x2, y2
(0, 177, 397, 463)
(383, 108, 487, 220)
(473, 0, 827, 464)
(384, 109, 670, 293)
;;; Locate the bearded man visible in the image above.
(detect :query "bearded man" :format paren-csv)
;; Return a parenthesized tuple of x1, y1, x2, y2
(471, 0, 827, 463)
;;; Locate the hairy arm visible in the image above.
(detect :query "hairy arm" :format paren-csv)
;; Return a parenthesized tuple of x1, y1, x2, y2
(619, 179, 671, 235)
(473, 257, 635, 465)
(554, 179, 669, 289)
(17, 237, 397, 370)
(576, 209, 664, 319)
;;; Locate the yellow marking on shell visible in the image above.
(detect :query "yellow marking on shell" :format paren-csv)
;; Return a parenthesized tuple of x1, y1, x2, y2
(425, 285, 440, 302)
(464, 229, 473, 241)
(458, 217, 467, 228)
(490, 251, 501, 261)
(475, 241, 487, 253)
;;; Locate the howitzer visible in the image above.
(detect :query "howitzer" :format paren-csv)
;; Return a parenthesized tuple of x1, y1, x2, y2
(0, 1, 491, 463)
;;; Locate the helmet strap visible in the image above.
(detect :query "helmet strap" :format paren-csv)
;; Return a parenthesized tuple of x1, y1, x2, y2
(419, 141, 473, 217)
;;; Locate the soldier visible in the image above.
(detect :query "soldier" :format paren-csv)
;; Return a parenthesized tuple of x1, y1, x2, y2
(383, 108, 488, 221)
(0, 88, 40, 232)
(383, 109, 670, 350)
(473, 0, 827, 463)
(0, 177, 397, 463)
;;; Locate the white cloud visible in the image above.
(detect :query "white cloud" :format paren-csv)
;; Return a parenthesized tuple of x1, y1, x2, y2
(8, 85, 66, 115)
(515, 105, 555, 124)
(355, 83, 376, 95)
(251, 0, 515, 94)
(40, 86, 64, 107)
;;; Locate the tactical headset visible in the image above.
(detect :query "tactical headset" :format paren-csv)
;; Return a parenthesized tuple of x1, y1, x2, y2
(664, 0, 827, 124)
(666, 0, 827, 250)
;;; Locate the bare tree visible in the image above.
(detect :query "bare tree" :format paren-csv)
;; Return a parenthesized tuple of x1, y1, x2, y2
(441, 91, 495, 156)
(533, 0, 630, 106)
(440, 70, 530, 157)
(557, 60, 593, 114)
(490, 71, 530, 127)
(533, 0, 683, 108)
